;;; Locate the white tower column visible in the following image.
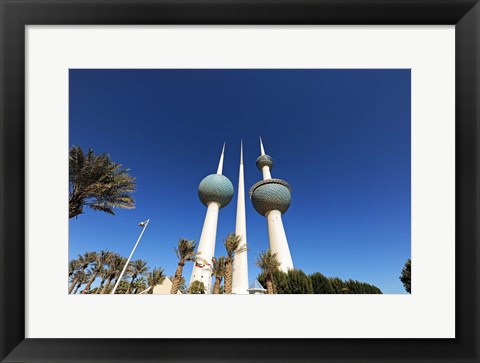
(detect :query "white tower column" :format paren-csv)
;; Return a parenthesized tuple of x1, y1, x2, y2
(266, 210, 293, 271)
(190, 201, 220, 291)
(232, 141, 249, 294)
(190, 144, 234, 293)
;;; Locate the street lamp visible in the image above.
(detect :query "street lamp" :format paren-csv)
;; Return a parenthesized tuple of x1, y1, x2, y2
(110, 219, 150, 295)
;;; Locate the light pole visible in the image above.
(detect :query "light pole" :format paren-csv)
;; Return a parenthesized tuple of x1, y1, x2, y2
(110, 219, 150, 294)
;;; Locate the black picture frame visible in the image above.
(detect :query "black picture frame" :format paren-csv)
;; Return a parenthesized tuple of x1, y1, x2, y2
(1, 1, 478, 362)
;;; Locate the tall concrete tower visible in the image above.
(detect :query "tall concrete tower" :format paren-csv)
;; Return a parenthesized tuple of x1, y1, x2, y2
(249, 138, 294, 272)
(190, 144, 234, 292)
(232, 141, 249, 294)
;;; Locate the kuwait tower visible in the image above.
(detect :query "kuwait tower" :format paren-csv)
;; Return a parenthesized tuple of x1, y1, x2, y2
(232, 141, 249, 294)
(190, 144, 234, 292)
(249, 138, 294, 272)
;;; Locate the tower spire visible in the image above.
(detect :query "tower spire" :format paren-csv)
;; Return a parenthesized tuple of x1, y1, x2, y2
(240, 139, 243, 165)
(216, 142, 225, 175)
(232, 140, 249, 294)
(260, 137, 265, 155)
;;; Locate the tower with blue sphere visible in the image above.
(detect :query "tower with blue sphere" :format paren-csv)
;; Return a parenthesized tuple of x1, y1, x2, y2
(249, 138, 294, 272)
(190, 144, 234, 292)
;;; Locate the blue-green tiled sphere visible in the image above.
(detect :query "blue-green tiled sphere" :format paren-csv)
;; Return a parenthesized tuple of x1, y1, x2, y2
(256, 154, 274, 171)
(249, 179, 292, 216)
(198, 174, 234, 208)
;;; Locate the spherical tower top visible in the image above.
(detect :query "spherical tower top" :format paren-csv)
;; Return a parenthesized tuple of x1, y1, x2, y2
(249, 178, 292, 216)
(198, 174, 234, 208)
(256, 154, 274, 171)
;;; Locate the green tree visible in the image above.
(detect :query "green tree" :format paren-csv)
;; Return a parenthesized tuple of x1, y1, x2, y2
(344, 279, 382, 294)
(328, 277, 348, 294)
(255, 250, 281, 294)
(188, 280, 206, 294)
(211, 256, 226, 294)
(69, 146, 136, 219)
(223, 233, 247, 294)
(284, 269, 313, 294)
(257, 270, 288, 294)
(133, 277, 147, 294)
(309, 272, 335, 294)
(170, 238, 198, 294)
(147, 267, 166, 294)
(400, 258, 411, 293)
(126, 259, 149, 294)
(113, 280, 130, 294)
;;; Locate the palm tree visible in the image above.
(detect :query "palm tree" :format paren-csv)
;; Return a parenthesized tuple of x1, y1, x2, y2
(68, 251, 96, 294)
(101, 254, 126, 294)
(147, 268, 166, 294)
(96, 267, 110, 294)
(126, 259, 149, 294)
(69, 258, 80, 278)
(188, 280, 206, 294)
(223, 233, 247, 294)
(72, 270, 91, 294)
(256, 250, 281, 294)
(132, 277, 147, 294)
(170, 239, 198, 294)
(69, 146, 136, 219)
(211, 256, 226, 294)
(81, 250, 113, 294)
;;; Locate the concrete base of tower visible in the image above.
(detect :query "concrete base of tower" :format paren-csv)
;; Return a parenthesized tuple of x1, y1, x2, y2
(266, 209, 294, 272)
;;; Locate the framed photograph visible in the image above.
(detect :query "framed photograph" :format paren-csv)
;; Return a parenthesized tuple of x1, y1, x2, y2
(1, 0, 479, 362)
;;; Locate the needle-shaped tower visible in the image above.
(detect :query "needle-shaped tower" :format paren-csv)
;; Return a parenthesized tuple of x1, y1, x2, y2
(232, 141, 249, 294)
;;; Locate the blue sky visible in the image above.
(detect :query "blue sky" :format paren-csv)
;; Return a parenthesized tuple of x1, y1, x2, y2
(69, 69, 411, 293)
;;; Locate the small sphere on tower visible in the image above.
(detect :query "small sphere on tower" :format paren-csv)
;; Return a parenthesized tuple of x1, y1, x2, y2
(249, 178, 292, 216)
(256, 154, 274, 171)
(198, 174, 234, 208)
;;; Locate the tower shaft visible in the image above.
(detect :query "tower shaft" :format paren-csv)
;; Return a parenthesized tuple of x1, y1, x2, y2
(262, 166, 272, 180)
(266, 210, 293, 271)
(190, 201, 220, 291)
(232, 142, 249, 294)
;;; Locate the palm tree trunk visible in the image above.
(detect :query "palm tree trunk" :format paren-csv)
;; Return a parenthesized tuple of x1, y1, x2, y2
(81, 270, 98, 294)
(213, 277, 222, 294)
(101, 276, 113, 294)
(224, 260, 233, 294)
(147, 286, 154, 294)
(126, 275, 136, 294)
(170, 261, 184, 294)
(73, 281, 82, 294)
(68, 275, 80, 294)
(266, 278, 274, 294)
(96, 278, 105, 294)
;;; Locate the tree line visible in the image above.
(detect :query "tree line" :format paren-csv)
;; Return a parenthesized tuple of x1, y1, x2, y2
(69, 251, 166, 294)
(254, 249, 382, 294)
